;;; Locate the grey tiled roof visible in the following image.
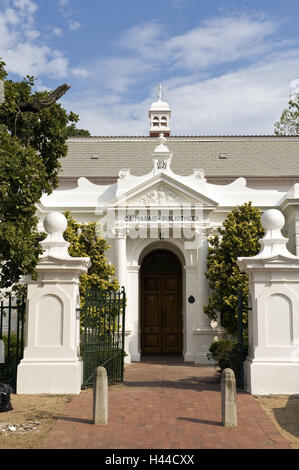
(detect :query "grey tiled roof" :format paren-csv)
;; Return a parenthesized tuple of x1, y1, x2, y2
(59, 136, 299, 178)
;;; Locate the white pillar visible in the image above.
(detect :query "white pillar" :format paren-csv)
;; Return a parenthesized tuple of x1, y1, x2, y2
(127, 266, 140, 362)
(194, 234, 222, 364)
(116, 229, 127, 289)
(17, 212, 91, 394)
(196, 238, 211, 329)
(115, 228, 132, 362)
(238, 209, 299, 395)
(184, 265, 197, 362)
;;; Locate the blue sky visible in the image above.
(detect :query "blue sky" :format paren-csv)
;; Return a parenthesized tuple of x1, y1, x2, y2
(1, 0, 299, 135)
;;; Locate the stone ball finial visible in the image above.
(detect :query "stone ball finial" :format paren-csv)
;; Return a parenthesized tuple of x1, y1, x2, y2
(261, 209, 285, 231)
(43, 212, 68, 235)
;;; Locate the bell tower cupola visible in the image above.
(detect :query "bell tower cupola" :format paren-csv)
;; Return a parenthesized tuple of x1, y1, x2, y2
(149, 84, 171, 137)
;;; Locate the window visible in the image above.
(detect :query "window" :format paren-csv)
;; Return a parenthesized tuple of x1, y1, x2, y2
(153, 116, 159, 127)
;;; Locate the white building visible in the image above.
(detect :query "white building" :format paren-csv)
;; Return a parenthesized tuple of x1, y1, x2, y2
(37, 88, 299, 365)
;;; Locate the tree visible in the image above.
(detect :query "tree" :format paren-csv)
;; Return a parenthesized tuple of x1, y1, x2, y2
(0, 59, 77, 289)
(63, 211, 118, 301)
(204, 202, 265, 336)
(274, 92, 299, 135)
(66, 123, 91, 137)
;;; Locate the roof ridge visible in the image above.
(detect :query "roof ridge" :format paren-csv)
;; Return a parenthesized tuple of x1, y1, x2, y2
(67, 134, 299, 138)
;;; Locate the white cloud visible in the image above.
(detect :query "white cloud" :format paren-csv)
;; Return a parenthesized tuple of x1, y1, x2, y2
(3, 7, 21, 25)
(53, 27, 63, 36)
(13, 0, 37, 15)
(84, 14, 284, 101)
(165, 16, 278, 70)
(62, 49, 299, 136)
(68, 20, 81, 31)
(119, 21, 166, 61)
(24, 28, 40, 40)
(0, 0, 69, 78)
(34, 79, 51, 92)
(165, 50, 299, 135)
(57, 0, 82, 33)
(290, 78, 299, 93)
(4, 43, 69, 78)
(71, 67, 88, 78)
(91, 56, 152, 93)
(61, 94, 148, 136)
(65, 13, 299, 136)
(47, 53, 69, 78)
(171, 0, 184, 10)
(118, 16, 279, 72)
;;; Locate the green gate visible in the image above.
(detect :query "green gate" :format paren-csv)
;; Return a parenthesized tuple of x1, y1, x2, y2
(80, 287, 126, 388)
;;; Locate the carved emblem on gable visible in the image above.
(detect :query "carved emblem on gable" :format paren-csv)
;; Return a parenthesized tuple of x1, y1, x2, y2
(136, 187, 190, 206)
(157, 160, 167, 170)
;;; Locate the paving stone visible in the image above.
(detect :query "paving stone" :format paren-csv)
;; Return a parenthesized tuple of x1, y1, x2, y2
(42, 357, 291, 449)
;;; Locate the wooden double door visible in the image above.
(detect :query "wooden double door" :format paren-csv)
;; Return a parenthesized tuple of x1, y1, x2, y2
(141, 250, 182, 354)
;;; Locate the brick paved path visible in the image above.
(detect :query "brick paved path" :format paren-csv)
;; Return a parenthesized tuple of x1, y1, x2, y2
(41, 357, 291, 449)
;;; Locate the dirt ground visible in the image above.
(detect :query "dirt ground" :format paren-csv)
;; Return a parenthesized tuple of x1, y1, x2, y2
(0, 392, 74, 449)
(1, 391, 299, 449)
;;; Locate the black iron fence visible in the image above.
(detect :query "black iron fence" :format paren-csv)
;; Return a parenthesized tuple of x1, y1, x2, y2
(0, 295, 25, 389)
(79, 287, 126, 388)
(237, 289, 251, 389)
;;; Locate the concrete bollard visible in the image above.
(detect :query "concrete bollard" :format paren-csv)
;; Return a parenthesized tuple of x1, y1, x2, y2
(93, 366, 108, 425)
(221, 368, 237, 427)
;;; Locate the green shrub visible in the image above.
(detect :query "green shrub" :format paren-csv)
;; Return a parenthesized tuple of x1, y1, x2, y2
(204, 202, 264, 336)
(207, 337, 248, 382)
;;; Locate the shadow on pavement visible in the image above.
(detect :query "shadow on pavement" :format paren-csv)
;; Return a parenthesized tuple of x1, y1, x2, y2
(54, 416, 93, 425)
(123, 376, 219, 392)
(177, 417, 222, 426)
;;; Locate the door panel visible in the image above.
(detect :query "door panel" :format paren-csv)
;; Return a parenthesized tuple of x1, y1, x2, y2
(162, 275, 182, 353)
(144, 294, 160, 326)
(142, 275, 161, 353)
(141, 271, 182, 354)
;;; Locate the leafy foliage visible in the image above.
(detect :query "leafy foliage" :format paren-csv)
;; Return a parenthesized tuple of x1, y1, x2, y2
(0, 61, 77, 191)
(66, 123, 91, 136)
(207, 337, 248, 383)
(204, 202, 264, 336)
(63, 211, 119, 301)
(0, 127, 46, 287)
(274, 92, 299, 135)
(0, 59, 77, 289)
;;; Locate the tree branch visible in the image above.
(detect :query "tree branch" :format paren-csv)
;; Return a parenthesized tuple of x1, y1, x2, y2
(19, 83, 71, 113)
